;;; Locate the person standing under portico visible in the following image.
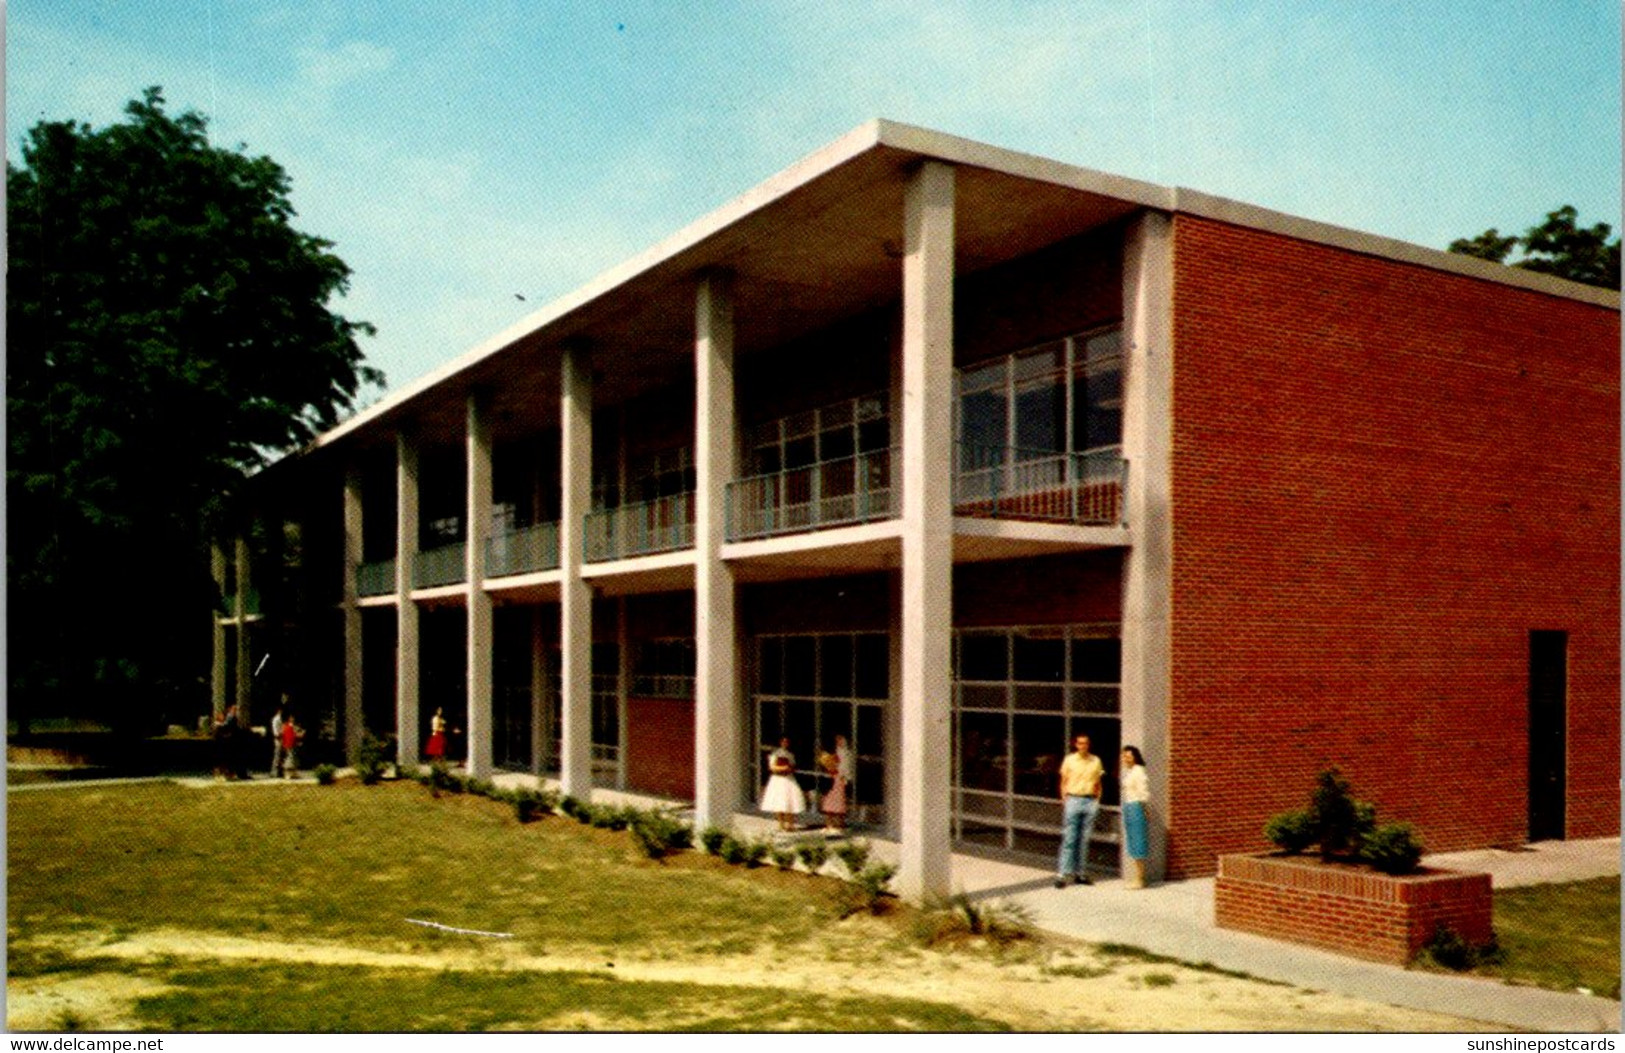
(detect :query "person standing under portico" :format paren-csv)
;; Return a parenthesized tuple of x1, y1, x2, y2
(1055, 733, 1104, 888)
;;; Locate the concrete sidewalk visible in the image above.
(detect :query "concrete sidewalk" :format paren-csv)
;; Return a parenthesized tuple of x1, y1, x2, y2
(915, 837, 1622, 1034)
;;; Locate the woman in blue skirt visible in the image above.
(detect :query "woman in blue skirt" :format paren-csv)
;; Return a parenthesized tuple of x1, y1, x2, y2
(1120, 745, 1150, 888)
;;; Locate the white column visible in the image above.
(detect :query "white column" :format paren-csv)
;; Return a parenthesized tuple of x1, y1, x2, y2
(342, 467, 365, 760)
(210, 542, 228, 721)
(396, 432, 421, 767)
(465, 393, 495, 778)
(530, 606, 548, 777)
(897, 160, 956, 902)
(233, 535, 252, 721)
(1119, 210, 1175, 883)
(694, 270, 742, 826)
(559, 344, 595, 797)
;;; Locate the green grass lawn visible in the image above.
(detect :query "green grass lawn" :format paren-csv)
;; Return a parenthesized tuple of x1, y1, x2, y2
(7, 780, 1009, 1031)
(1473, 877, 1621, 998)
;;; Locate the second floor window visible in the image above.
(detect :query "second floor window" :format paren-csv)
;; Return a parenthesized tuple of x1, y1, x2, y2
(956, 328, 1122, 467)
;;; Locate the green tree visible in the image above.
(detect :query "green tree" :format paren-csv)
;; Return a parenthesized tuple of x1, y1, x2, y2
(1449, 205, 1620, 289)
(7, 88, 381, 733)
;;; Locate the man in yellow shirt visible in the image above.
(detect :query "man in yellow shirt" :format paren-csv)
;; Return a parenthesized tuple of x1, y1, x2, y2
(1056, 734, 1104, 887)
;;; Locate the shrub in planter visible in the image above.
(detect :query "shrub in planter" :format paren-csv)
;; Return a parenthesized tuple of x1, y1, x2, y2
(313, 764, 337, 785)
(1308, 769, 1366, 858)
(1359, 822, 1424, 875)
(1263, 809, 1316, 853)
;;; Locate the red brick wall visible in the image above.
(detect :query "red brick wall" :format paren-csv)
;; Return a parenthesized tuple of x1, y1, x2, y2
(626, 696, 695, 799)
(1168, 216, 1621, 878)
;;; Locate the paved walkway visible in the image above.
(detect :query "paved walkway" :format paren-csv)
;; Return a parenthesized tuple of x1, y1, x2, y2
(895, 837, 1622, 1034)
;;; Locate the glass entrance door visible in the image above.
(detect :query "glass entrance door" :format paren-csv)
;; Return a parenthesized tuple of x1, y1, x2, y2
(753, 632, 889, 827)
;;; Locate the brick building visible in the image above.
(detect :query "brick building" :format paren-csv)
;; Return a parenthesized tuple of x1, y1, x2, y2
(214, 121, 1620, 894)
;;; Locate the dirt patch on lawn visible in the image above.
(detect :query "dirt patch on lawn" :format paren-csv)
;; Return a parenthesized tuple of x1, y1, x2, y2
(12, 925, 1494, 1033)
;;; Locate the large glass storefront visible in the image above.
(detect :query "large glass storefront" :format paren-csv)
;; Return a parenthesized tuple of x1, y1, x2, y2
(953, 624, 1122, 867)
(752, 632, 889, 827)
(491, 621, 620, 786)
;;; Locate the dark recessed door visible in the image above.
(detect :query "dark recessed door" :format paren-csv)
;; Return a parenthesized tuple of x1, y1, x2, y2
(1527, 630, 1568, 842)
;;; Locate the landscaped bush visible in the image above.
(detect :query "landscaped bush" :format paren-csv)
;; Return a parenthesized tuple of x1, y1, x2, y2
(355, 734, 390, 786)
(833, 839, 872, 878)
(698, 826, 729, 855)
(1421, 924, 1502, 970)
(740, 838, 770, 868)
(514, 788, 545, 824)
(1263, 768, 1423, 874)
(312, 764, 337, 786)
(559, 796, 590, 823)
(915, 892, 1035, 947)
(428, 760, 458, 796)
(719, 835, 748, 865)
(770, 845, 798, 871)
(795, 841, 829, 873)
(1360, 822, 1424, 875)
(588, 804, 630, 831)
(837, 861, 897, 917)
(628, 809, 693, 859)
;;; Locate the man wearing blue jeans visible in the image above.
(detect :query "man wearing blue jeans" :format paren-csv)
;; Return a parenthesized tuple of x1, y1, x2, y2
(1056, 733, 1104, 888)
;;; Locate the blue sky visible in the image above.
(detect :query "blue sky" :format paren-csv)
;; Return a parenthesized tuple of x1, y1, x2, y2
(8, 1, 1620, 399)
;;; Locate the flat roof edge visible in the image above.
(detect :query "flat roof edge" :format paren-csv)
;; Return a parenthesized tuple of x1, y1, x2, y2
(311, 121, 891, 451)
(1175, 189, 1621, 310)
(874, 119, 1176, 211)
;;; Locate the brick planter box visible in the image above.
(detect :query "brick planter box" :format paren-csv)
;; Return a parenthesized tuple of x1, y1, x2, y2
(1215, 852, 1492, 964)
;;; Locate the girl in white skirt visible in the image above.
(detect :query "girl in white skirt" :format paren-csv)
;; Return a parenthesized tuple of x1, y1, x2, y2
(760, 737, 806, 831)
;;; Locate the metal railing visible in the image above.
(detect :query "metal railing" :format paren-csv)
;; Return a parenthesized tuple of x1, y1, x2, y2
(725, 446, 898, 541)
(414, 541, 467, 588)
(584, 492, 694, 562)
(486, 521, 560, 578)
(355, 559, 396, 598)
(953, 444, 1126, 525)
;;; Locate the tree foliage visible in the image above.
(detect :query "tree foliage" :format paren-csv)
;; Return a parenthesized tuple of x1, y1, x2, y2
(7, 88, 381, 729)
(1449, 205, 1620, 289)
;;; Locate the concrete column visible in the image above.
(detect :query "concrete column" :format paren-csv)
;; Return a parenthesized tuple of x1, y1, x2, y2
(559, 344, 594, 797)
(1119, 210, 1175, 884)
(396, 432, 421, 767)
(342, 466, 365, 759)
(694, 270, 742, 826)
(233, 535, 252, 721)
(465, 393, 495, 778)
(210, 542, 228, 722)
(530, 606, 547, 777)
(897, 160, 956, 902)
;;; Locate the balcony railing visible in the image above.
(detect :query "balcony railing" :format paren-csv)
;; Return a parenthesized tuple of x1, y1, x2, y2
(415, 541, 467, 588)
(356, 559, 396, 598)
(486, 521, 561, 578)
(953, 444, 1126, 525)
(726, 447, 898, 542)
(584, 493, 694, 562)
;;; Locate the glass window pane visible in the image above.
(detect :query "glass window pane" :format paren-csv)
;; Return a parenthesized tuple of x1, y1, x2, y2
(960, 360, 1006, 394)
(1084, 330, 1122, 364)
(784, 636, 816, 695)
(1011, 828, 1062, 857)
(959, 390, 1007, 457)
(857, 417, 889, 453)
(818, 700, 853, 755)
(1014, 380, 1065, 454)
(1013, 342, 1065, 382)
(1012, 684, 1064, 711)
(959, 633, 1009, 681)
(854, 634, 889, 699)
(958, 710, 1008, 792)
(758, 700, 781, 750)
(1011, 714, 1067, 798)
(1071, 637, 1121, 683)
(957, 683, 1007, 711)
(855, 702, 882, 759)
(785, 699, 816, 776)
(819, 635, 853, 698)
(820, 427, 855, 462)
(757, 637, 782, 694)
(1013, 634, 1065, 681)
(785, 436, 816, 470)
